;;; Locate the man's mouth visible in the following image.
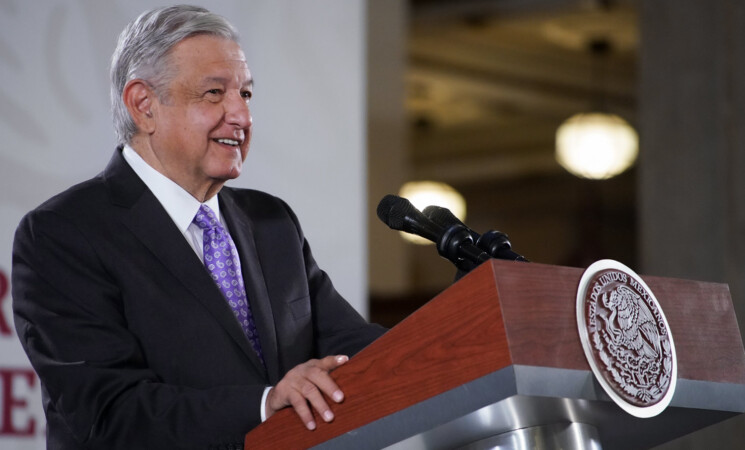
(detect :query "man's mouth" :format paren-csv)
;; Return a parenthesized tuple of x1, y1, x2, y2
(214, 138, 241, 147)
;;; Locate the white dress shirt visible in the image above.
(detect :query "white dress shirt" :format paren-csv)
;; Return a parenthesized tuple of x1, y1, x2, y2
(122, 145, 223, 259)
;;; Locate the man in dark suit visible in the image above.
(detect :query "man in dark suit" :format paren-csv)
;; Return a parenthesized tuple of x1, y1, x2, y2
(11, 5, 385, 449)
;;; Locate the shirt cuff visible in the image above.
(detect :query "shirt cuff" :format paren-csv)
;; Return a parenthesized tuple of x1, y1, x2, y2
(260, 386, 272, 422)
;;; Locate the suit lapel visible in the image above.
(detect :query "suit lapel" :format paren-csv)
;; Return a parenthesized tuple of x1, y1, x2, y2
(103, 149, 267, 376)
(219, 190, 280, 384)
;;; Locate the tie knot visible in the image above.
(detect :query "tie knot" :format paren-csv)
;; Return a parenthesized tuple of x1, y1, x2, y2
(193, 204, 222, 231)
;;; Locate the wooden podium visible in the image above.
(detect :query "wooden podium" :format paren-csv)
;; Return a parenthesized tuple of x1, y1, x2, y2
(245, 260, 745, 449)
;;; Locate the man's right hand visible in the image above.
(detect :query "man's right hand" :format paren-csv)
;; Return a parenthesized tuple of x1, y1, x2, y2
(265, 355, 349, 430)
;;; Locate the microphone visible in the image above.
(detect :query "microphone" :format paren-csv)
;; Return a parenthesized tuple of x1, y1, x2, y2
(376, 195, 491, 267)
(422, 205, 528, 262)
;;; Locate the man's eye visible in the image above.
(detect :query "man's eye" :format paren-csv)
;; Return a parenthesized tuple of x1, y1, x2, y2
(206, 89, 222, 96)
(241, 91, 252, 101)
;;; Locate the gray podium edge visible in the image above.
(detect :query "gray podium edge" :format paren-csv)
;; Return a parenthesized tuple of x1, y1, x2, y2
(312, 365, 745, 450)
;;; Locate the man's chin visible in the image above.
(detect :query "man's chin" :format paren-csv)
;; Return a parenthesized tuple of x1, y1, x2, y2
(226, 166, 242, 180)
(209, 163, 242, 181)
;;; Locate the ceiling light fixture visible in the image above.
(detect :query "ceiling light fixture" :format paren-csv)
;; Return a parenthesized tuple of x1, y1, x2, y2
(555, 38, 638, 180)
(556, 112, 638, 179)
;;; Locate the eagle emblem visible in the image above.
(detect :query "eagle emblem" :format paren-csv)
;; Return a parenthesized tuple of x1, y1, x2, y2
(602, 285, 660, 361)
(577, 260, 677, 418)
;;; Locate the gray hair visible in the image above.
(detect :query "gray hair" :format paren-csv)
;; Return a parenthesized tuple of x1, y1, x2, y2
(110, 5, 240, 145)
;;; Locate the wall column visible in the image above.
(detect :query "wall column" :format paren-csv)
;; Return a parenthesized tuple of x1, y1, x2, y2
(640, 1, 745, 448)
(367, 0, 411, 298)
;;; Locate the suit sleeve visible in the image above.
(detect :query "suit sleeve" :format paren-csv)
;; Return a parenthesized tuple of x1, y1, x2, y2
(12, 209, 262, 450)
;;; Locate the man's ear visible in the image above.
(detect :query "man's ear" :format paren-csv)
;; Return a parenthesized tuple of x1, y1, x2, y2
(122, 79, 156, 134)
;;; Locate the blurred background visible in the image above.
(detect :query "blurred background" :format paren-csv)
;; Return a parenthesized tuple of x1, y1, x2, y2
(369, 0, 640, 325)
(367, 1, 745, 446)
(1, 0, 744, 448)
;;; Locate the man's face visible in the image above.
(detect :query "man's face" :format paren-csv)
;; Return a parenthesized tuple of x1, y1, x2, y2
(148, 34, 252, 194)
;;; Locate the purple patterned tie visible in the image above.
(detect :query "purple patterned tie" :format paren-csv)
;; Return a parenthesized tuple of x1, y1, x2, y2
(193, 204, 264, 363)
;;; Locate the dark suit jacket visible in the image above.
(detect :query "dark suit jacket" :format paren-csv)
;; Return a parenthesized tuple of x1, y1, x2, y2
(11, 149, 385, 449)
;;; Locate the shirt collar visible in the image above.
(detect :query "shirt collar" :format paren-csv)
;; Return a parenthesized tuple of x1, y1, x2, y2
(122, 145, 222, 233)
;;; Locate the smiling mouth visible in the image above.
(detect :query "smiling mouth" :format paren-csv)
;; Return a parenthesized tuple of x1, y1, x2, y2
(214, 138, 241, 147)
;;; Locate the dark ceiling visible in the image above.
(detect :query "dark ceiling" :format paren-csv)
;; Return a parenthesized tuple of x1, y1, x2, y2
(401, 0, 640, 297)
(407, 0, 637, 181)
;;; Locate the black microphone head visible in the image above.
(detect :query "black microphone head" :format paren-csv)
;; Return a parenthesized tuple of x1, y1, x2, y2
(422, 205, 464, 228)
(423, 205, 479, 242)
(376, 194, 442, 242)
(377, 195, 492, 268)
(377, 194, 417, 231)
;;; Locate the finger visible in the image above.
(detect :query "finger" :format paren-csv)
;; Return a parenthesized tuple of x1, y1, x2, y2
(314, 355, 348, 402)
(316, 354, 349, 371)
(288, 391, 317, 430)
(304, 361, 345, 403)
(267, 356, 351, 423)
(300, 382, 335, 423)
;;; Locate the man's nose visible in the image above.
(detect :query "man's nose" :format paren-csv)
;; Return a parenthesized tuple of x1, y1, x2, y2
(224, 91, 251, 127)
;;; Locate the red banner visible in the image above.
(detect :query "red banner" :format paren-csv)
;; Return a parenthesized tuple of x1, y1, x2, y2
(0, 368, 38, 437)
(0, 268, 43, 441)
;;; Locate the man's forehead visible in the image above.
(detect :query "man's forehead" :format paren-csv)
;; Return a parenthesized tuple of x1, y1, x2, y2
(172, 35, 249, 68)
(198, 74, 253, 88)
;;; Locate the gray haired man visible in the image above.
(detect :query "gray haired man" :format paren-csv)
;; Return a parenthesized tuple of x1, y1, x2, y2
(12, 5, 384, 449)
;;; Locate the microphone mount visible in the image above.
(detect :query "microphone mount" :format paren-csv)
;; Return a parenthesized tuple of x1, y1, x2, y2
(423, 205, 528, 263)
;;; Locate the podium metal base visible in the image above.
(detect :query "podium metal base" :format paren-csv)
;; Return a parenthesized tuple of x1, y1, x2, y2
(313, 366, 745, 450)
(459, 422, 602, 450)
